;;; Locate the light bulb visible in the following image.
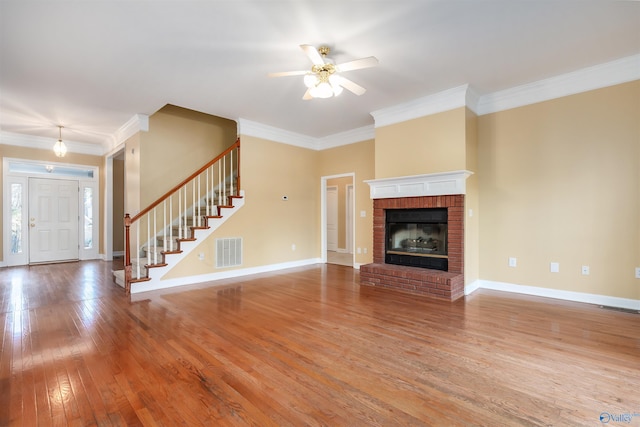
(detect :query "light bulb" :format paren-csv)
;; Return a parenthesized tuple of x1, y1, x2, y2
(309, 82, 333, 98)
(303, 73, 318, 88)
(53, 139, 67, 157)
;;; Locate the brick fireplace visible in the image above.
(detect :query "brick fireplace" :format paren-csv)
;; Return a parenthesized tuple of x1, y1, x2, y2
(360, 171, 471, 301)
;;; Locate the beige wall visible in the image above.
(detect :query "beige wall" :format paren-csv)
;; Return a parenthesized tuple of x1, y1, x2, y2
(138, 104, 237, 207)
(375, 107, 467, 179)
(163, 135, 320, 278)
(319, 140, 375, 266)
(327, 176, 353, 250)
(0, 145, 105, 261)
(478, 81, 640, 300)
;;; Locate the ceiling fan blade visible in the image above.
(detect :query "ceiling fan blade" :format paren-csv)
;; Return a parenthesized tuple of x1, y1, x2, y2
(333, 75, 366, 96)
(268, 70, 308, 78)
(300, 44, 325, 66)
(335, 56, 379, 72)
(302, 89, 313, 100)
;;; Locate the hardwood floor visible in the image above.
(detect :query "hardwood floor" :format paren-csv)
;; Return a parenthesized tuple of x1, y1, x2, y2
(1, 261, 639, 426)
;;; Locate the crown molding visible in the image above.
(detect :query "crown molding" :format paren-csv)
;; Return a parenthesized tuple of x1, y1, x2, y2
(371, 84, 471, 128)
(476, 54, 640, 115)
(238, 118, 317, 150)
(316, 125, 375, 150)
(238, 118, 375, 151)
(0, 131, 104, 156)
(109, 114, 149, 150)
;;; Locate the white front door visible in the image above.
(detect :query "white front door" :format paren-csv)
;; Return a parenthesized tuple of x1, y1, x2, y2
(326, 186, 338, 252)
(29, 177, 79, 264)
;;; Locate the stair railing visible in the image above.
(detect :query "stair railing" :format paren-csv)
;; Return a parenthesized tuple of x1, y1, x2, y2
(124, 139, 240, 293)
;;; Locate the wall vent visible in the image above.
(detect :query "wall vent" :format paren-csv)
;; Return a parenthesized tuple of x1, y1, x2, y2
(216, 237, 242, 268)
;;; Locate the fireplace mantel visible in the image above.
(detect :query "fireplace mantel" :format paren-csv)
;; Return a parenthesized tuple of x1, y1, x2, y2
(365, 170, 473, 199)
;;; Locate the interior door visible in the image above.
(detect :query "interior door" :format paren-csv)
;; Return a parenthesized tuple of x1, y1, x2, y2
(29, 177, 79, 264)
(326, 186, 338, 252)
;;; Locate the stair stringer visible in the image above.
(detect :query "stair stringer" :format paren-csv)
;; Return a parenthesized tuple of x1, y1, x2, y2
(131, 194, 245, 294)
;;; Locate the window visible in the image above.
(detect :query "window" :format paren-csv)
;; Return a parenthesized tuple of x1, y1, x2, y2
(10, 183, 22, 254)
(83, 187, 93, 249)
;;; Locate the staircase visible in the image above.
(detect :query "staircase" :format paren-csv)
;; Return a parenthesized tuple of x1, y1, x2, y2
(113, 139, 243, 294)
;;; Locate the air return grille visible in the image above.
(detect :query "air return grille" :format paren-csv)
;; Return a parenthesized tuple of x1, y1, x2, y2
(216, 237, 242, 268)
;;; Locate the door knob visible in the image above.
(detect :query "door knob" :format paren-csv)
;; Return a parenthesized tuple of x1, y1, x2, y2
(30, 223, 35, 227)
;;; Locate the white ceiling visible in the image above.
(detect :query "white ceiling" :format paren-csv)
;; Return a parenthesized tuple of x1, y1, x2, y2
(1, 1, 639, 152)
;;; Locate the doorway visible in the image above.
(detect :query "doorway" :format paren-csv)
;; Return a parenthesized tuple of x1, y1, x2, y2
(323, 174, 355, 267)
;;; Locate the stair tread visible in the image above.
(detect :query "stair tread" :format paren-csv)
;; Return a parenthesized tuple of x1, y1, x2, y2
(145, 263, 168, 268)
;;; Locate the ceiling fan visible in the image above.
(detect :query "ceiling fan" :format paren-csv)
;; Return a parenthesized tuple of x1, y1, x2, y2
(268, 44, 378, 100)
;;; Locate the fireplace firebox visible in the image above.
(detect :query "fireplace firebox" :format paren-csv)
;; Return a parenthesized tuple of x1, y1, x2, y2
(385, 208, 448, 271)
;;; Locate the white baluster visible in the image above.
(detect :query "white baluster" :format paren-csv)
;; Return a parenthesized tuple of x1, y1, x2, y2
(136, 222, 140, 279)
(153, 208, 157, 265)
(230, 150, 234, 195)
(197, 175, 201, 227)
(205, 168, 209, 217)
(147, 212, 150, 266)
(163, 200, 167, 253)
(192, 180, 196, 229)
(218, 161, 222, 206)
(169, 196, 173, 251)
(211, 165, 218, 215)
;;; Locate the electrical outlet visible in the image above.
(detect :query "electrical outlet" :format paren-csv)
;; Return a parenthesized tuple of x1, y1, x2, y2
(508, 257, 517, 267)
(581, 265, 590, 275)
(291, 243, 296, 251)
(636, 267, 640, 279)
(363, 248, 368, 254)
(357, 247, 362, 254)
(550, 262, 560, 273)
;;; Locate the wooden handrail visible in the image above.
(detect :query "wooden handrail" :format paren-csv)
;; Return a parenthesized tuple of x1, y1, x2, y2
(130, 139, 240, 223)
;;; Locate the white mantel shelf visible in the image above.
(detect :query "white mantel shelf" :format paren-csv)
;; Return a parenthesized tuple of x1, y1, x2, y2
(365, 170, 473, 199)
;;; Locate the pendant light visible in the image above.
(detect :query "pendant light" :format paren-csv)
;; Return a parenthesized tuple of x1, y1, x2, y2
(53, 125, 67, 157)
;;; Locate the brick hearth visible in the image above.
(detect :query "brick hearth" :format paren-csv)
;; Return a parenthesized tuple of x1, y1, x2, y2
(360, 194, 465, 301)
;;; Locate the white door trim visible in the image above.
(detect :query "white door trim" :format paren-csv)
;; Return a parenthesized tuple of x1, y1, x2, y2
(346, 184, 354, 254)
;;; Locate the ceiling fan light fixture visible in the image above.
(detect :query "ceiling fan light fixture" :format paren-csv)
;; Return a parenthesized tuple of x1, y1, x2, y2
(268, 44, 377, 100)
(53, 125, 67, 157)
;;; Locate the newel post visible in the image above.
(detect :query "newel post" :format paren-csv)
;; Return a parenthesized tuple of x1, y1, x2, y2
(124, 213, 132, 295)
